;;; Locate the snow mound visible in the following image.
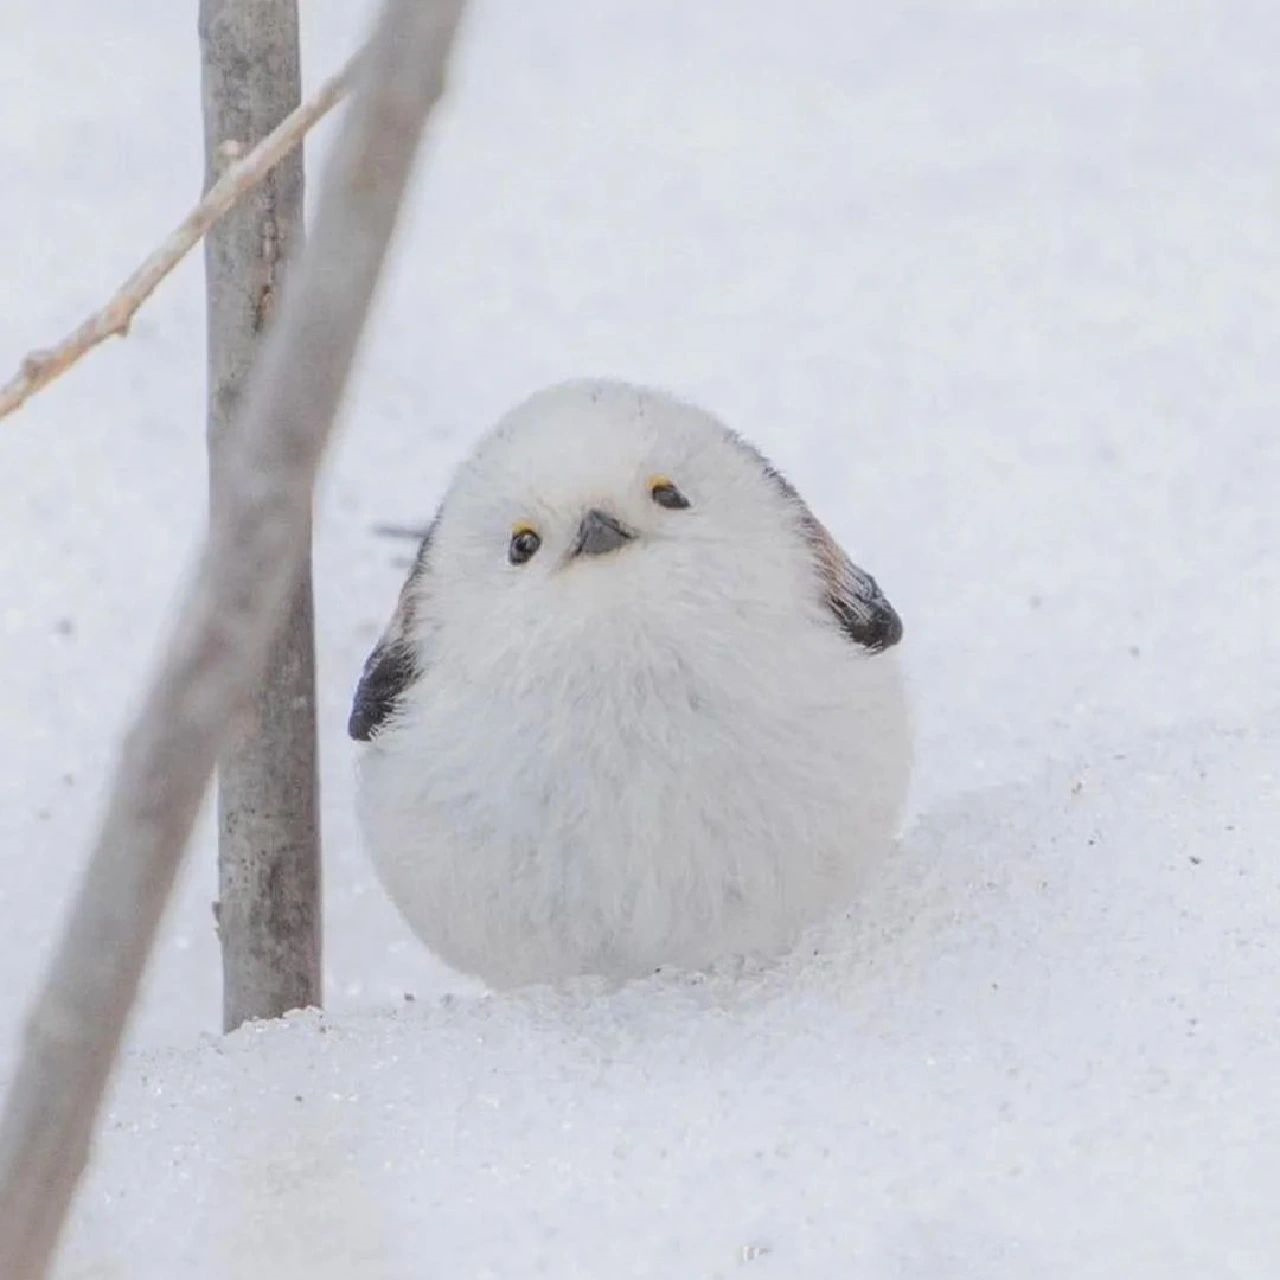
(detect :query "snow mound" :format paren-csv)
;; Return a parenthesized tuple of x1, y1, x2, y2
(60, 720, 1280, 1279)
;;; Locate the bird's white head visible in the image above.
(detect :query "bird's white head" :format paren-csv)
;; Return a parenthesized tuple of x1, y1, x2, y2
(350, 377, 901, 743)
(419, 379, 814, 659)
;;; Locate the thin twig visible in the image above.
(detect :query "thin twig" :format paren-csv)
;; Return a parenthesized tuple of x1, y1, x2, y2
(0, 2, 467, 1275)
(372, 521, 433, 540)
(0, 47, 360, 423)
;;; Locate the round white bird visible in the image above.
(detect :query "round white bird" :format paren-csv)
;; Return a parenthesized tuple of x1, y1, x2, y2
(351, 380, 911, 988)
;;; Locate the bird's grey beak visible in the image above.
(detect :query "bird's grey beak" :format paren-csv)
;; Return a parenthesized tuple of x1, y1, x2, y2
(573, 508, 634, 558)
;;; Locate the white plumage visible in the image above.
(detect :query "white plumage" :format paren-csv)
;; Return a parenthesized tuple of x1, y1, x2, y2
(352, 380, 911, 988)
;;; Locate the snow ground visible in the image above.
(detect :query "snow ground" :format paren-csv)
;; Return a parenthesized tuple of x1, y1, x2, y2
(1, 0, 1277, 1275)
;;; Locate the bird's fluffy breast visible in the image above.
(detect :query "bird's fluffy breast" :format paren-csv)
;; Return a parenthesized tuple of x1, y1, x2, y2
(357, 573, 909, 986)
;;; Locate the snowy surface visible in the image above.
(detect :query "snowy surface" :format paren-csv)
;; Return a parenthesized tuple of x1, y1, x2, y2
(1, 0, 1277, 1275)
(62, 730, 1280, 1278)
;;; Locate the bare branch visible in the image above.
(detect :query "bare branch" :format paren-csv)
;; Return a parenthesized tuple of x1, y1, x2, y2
(372, 521, 433, 540)
(0, 45, 359, 423)
(201, 0, 323, 1033)
(0, 2, 468, 1276)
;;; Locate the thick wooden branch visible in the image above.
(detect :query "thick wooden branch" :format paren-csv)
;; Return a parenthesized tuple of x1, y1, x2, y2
(0, 45, 358, 423)
(0, 2, 468, 1275)
(201, 0, 323, 1032)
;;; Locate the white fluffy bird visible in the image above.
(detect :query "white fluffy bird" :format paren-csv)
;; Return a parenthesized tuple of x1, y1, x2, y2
(351, 380, 910, 988)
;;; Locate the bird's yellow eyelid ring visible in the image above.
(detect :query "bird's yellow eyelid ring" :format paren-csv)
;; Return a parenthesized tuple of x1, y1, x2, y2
(649, 475, 691, 510)
(512, 521, 539, 538)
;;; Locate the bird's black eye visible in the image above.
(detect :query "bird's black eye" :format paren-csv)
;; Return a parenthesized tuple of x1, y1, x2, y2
(509, 526, 542, 564)
(650, 477, 690, 510)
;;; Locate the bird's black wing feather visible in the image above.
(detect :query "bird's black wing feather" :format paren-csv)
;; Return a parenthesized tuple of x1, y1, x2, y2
(751, 449, 903, 653)
(349, 521, 436, 741)
(803, 517, 903, 652)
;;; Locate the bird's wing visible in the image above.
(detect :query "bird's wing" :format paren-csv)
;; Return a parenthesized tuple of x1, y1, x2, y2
(348, 521, 435, 741)
(800, 511, 903, 652)
(750, 450, 903, 653)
